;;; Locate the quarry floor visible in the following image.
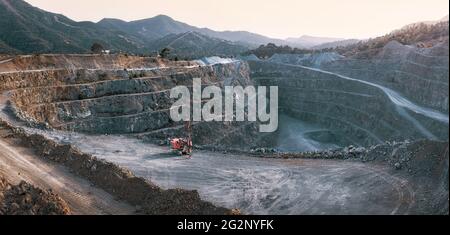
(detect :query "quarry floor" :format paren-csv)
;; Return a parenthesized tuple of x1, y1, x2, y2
(21, 129, 418, 215)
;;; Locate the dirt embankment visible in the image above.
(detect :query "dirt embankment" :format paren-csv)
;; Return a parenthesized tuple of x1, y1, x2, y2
(0, 120, 234, 215)
(0, 54, 194, 73)
(0, 176, 71, 215)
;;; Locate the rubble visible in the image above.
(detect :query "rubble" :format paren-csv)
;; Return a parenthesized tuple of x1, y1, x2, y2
(260, 140, 446, 172)
(250, 147, 278, 154)
(0, 177, 71, 215)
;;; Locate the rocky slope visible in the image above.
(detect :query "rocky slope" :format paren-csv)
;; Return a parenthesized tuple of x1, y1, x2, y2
(323, 39, 449, 113)
(249, 58, 448, 149)
(0, 54, 263, 149)
(243, 22, 449, 150)
(3, 52, 447, 151)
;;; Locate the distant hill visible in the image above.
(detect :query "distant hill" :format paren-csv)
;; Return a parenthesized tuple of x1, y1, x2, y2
(200, 29, 289, 48)
(0, 38, 19, 54)
(338, 19, 449, 58)
(243, 16, 449, 60)
(0, 0, 146, 54)
(399, 15, 450, 30)
(148, 31, 249, 59)
(2, 0, 445, 57)
(285, 35, 344, 48)
(98, 15, 198, 42)
(312, 39, 361, 50)
(0, 0, 252, 57)
(242, 43, 314, 59)
(0, 0, 290, 55)
(99, 15, 287, 48)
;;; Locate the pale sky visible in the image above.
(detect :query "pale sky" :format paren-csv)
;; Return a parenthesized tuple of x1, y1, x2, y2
(25, 0, 449, 39)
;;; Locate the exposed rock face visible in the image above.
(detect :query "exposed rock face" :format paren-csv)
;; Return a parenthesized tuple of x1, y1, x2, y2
(249, 57, 448, 148)
(1, 55, 263, 149)
(322, 40, 449, 113)
(0, 54, 188, 73)
(268, 52, 344, 67)
(243, 39, 448, 150)
(0, 176, 71, 215)
(2, 50, 448, 152)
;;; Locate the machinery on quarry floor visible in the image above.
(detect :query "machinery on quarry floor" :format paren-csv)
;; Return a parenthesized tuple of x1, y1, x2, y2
(170, 121, 193, 157)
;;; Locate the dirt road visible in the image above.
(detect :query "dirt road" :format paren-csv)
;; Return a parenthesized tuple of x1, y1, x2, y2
(0, 126, 135, 215)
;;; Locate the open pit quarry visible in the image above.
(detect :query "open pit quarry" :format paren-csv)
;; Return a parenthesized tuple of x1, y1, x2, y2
(0, 53, 448, 215)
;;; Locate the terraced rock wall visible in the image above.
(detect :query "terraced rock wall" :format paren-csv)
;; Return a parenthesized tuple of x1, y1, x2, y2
(1, 55, 263, 149)
(322, 40, 449, 113)
(249, 60, 448, 147)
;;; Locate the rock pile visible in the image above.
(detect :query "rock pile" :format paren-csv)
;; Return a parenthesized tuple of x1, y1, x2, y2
(0, 177, 71, 215)
(258, 145, 369, 160)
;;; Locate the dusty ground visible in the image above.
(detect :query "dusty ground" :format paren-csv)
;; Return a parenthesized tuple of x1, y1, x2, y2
(48, 132, 447, 215)
(0, 125, 135, 215)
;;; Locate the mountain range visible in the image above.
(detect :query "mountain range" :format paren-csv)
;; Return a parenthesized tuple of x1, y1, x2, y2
(1, 0, 447, 58)
(0, 0, 145, 54)
(98, 15, 291, 47)
(0, 0, 355, 57)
